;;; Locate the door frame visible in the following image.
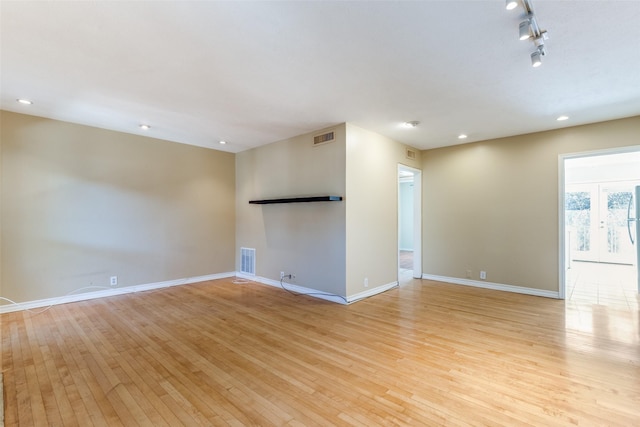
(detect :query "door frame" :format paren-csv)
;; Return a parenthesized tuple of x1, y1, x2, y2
(558, 145, 640, 299)
(398, 164, 422, 279)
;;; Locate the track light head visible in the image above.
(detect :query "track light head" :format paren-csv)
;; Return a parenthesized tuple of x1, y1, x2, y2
(519, 20, 531, 40)
(531, 49, 543, 67)
(506, 0, 518, 10)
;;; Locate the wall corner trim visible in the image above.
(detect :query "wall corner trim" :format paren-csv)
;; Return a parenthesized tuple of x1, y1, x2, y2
(421, 274, 560, 299)
(0, 272, 237, 314)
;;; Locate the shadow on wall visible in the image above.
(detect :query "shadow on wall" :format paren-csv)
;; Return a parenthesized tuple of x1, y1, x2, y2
(260, 201, 346, 296)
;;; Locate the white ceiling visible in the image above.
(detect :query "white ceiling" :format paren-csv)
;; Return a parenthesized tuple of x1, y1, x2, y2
(2, 1, 639, 154)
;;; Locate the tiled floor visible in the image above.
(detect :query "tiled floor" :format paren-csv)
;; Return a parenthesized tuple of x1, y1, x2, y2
(566, 261, 639, 310)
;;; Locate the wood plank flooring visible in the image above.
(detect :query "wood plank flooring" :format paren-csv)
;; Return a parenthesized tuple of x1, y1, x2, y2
(2, 277, 639, 426)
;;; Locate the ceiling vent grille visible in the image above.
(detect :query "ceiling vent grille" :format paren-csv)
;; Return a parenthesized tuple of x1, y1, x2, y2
(406, 148, 417, 160)
(313, 131, 335, 146)
(240, 247, 256, 275)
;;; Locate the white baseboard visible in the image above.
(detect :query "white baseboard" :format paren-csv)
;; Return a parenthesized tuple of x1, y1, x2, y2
(347, 281, 399, 303)
(235, 272, 348, 304)
(0, 272, 236, 314)
(235, 273, 398, 304)
(421, 274, 560, 299)
(1, 272, 403, 313)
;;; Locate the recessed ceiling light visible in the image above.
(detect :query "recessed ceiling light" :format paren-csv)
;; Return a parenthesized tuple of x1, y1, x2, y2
(17, 99, 33, 105)
(402, 121, 419, 128)
(139, 124, 150, 130)
(506, 0, 518, 11)
(458, 134, 468, 139)
(219, 140, 227, 145)
(556, 115, 569, 121)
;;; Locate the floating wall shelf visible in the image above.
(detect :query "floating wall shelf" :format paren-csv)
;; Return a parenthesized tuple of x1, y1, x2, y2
(249, 196, 343, 205)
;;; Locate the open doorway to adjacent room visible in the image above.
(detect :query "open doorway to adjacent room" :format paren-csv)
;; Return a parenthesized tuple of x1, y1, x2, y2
(562, 147, 640, 310)
(398, 165, 422, 281)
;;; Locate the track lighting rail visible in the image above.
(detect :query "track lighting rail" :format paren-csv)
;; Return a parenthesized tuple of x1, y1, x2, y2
(507, 0, 549, 67)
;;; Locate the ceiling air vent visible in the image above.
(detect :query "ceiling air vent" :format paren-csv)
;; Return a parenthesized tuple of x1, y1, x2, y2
(406, 148, 417, 160)
(313, 131, 335, 147)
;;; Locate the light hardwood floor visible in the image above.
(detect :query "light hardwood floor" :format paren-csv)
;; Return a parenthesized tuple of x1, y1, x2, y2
(2, 277, 639, 426)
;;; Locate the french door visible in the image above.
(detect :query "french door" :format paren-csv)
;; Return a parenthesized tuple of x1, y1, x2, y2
(566, 181, 639, 265)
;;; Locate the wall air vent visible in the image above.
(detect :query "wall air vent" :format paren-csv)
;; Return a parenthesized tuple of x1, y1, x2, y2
(313, 131, 335, 146)
(406, 148, 417, 160)
(240, 247, 256, 275)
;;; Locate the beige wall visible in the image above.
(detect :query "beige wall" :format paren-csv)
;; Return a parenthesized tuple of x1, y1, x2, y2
(235, 125, 347, 295)
(9, 108, 630, 305)
(1, 111, 235, 304)
(345, 124, 421, 296)
(236, 123, 423, 299)
(422, 116, 640, 292)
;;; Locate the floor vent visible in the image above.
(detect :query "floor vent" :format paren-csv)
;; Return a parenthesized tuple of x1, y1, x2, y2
(240, 247, 256, 275)
(313, 131, 335, 146)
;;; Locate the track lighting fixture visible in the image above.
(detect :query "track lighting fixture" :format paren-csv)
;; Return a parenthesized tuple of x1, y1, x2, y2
(531, 49, 543, 67)
(519, 19, 531, 40)
(507, 0, 549, 67)
(531, 35, 547, 67)
(506, 0, 518, 11)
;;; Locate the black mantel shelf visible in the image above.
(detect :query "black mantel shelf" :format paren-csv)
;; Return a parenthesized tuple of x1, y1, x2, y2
(249, 196, 343, 205)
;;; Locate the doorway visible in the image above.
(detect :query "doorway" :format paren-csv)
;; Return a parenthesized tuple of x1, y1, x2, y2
(398, 165, 422, 280)
(562, 148, 640, 308)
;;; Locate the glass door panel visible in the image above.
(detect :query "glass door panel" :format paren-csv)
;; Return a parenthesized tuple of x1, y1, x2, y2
(566, 181, 640, 265)
(599, 183, 636, 264)
(566, 184, 597, 262)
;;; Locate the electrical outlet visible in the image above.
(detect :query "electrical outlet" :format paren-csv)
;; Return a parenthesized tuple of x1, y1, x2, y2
(280, 271, 285, 279)
(364, 277, 369, 287)
(480, 271, 487, 280)
(110, 276, 118, 286)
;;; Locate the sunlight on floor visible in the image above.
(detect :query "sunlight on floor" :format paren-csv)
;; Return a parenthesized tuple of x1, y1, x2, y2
(566, 261, 638, 309)
(565, 261, 639, 345)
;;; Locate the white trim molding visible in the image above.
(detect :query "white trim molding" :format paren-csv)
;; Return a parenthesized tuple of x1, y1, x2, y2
(422, 274, 560, 299)
(347, 281, 399, 303)
(236, 272, 347, 304)
(0, 272, 236, 314)
(236, 273, 398, 304)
